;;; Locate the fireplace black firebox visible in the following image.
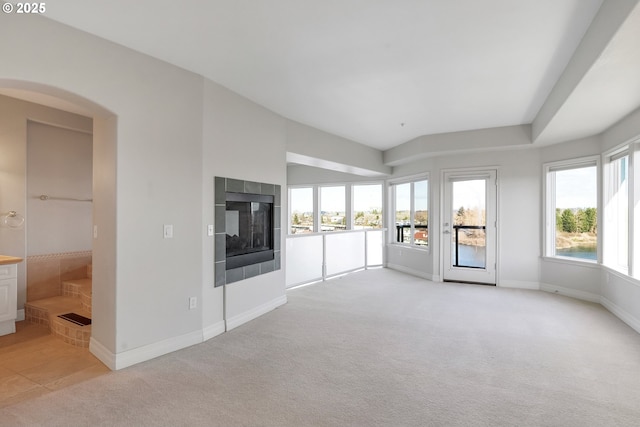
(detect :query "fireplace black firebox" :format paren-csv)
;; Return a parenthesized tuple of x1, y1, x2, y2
(214, 177, 281, 286)
(225, 192, 274, 269)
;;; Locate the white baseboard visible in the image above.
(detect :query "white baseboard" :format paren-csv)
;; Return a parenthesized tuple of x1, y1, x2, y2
(600, 297, 640, 335)
(386, 263, 435, 281)
(89, 337, 116, 370)
(203, 320, 226, 341)
(91, 330, 204, 371)
(226, 295, 287, 331)
(540, 283, 601, 303)
(16, 309, 25, 321)
(498, 280, 540, 290)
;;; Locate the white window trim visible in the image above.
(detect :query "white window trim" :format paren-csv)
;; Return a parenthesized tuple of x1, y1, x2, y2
(602, 146, 630, 274)
(288, 182, 384, 235)
(351, 182, 385, 231)
(543, 155, 600, 263)
(388, 173, 429, 249)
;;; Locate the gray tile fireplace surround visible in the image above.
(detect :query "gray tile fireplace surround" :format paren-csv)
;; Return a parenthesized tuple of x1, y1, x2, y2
(214, 177, 281, 286)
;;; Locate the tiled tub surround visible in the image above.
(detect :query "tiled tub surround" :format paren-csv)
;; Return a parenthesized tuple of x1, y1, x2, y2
(25, 252, 93, 347)
(26, 251, 92, 301)
(215, 177, 281, 286)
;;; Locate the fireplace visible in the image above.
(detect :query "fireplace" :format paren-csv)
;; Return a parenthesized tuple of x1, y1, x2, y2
(225, 192, 274, 270)
(214, 177, 281, 286)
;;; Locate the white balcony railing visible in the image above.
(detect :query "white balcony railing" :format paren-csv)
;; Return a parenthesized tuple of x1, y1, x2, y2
(285, 229, 385, 288)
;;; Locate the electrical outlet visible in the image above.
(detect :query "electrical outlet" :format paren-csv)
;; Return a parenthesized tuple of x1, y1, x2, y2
(189, 297, 197, 310)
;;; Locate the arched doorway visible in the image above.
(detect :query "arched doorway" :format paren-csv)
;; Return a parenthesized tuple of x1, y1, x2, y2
(0, 81, 117, 387)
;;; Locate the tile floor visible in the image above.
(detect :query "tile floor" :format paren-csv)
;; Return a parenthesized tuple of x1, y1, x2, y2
(0, 321, 109, 408)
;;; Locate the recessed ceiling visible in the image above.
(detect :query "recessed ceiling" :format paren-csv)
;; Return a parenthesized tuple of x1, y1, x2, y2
(37, 0, 640, 150)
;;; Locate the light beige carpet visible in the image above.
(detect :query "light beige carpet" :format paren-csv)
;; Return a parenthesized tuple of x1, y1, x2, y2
(2, 268, 639, 426)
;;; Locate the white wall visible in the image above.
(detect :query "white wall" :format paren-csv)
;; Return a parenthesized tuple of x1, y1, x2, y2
(27, 121, 93, 255)
(389, 147, 541, 288)
(0, 14, 287, 368)
(201, 80, 287, 333)
(288, 164, 377, 185)
(286, 121, 391, 177)
(538, 135, 602, 300)
(537, 112, 640, 333)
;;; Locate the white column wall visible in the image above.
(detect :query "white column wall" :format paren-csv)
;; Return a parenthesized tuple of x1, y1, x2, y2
(201, 80, 287, 332)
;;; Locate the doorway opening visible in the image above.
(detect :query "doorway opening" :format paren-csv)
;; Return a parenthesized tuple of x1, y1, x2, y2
(442, 169, 497, 285)
(0, 80, 117, 389)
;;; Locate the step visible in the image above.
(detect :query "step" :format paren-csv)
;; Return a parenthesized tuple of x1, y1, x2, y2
(62, 278, 92, 315)
(24, 296, 91, 348)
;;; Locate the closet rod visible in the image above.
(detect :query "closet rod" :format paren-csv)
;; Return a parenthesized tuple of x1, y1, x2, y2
(38, 194, 93, 202)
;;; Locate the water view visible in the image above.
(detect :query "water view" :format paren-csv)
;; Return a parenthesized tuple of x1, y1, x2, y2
(556, 246, 597, 260)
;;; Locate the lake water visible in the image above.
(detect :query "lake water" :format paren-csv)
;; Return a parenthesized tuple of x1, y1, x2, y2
(556, 246, 597, 260)
(453, 244, 597, 267)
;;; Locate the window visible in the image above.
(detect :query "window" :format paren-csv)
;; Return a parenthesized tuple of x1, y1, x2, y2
(289, 187, 314, 234)
(288, 183, 384, 234)
(320, 186, 346, 232)
(545, 158, 598, 261)
(604, 151, 629, 271)
(392, 178, 428, 247)
(353, 184, 383, 229)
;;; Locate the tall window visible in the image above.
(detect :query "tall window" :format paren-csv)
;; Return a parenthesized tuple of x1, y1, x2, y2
(392, 178, 428, 247)
(545, 158, 598, 261)
(320, 186, 346, 232)
(353, 184, 383, 229)
(604, 151, 629, 270)
(289, 187, 314, 234)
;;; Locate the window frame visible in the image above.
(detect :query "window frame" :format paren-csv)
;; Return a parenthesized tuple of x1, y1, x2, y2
(351, 183, 384, 231)
(287, 181, 384, 235)
(603, 147, 630, 273)
(389, 174, 429, 249)
(543, 155, 600, 262)
(319, 185, 347, 232)
(288, 185, 317, 234)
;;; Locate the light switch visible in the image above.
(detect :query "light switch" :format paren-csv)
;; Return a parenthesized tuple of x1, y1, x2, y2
(163, 224, 173, 239)
(207, 224, 214, 236)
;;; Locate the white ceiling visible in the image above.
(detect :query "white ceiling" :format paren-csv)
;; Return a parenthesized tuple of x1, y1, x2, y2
(22, 0, 640, 150)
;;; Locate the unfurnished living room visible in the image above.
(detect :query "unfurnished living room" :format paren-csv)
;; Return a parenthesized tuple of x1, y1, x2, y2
(1, 1, 640, 426)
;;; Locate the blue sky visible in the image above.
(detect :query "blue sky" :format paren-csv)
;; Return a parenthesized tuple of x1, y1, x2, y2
(555, 166, 597, 209)
(290, 184, 383, 213)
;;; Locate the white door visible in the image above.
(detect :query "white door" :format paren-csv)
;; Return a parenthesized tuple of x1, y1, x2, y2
(442, 170, 497, 285)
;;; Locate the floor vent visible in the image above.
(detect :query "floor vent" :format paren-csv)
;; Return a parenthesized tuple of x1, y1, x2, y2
(58, 312, 92, 326)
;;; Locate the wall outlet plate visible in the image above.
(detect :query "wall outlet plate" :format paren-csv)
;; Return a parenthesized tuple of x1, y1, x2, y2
(189, 296, 197, 309)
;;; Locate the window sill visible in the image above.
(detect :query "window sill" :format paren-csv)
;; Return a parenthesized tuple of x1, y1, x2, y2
(388, 242, 430, 253)
(540, 256, 600, 269)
